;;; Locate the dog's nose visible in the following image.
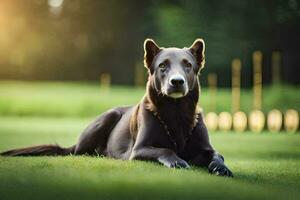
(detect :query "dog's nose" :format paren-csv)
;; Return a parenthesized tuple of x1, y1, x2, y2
(169, 75, 185, 87)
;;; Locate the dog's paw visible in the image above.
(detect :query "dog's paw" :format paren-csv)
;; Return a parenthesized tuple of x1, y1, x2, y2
(158, 155, 190, 169)
(208, 161, 233, 177)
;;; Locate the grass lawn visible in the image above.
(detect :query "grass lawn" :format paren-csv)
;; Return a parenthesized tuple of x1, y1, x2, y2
(0, 81, 299, 199)
(0, 116, 300, 200)
(0, 81, 299, 117)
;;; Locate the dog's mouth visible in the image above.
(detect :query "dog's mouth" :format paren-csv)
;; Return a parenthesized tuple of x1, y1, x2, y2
(164, 87, 188, 99)
(168, 92, 185, 98)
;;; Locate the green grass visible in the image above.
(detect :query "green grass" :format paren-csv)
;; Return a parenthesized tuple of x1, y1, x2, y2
(0, 81, 299, 117)
(0, 81, 145, 117)
(0, 81, 299, 199)
(0, 116, 300, 200)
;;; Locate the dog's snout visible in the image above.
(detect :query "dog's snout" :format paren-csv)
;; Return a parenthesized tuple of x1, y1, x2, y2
(169, 75, 185, 87)
(171, 78, 184, 86)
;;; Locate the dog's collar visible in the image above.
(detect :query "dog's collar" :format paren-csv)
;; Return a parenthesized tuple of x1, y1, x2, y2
(149, 110, 199, 150)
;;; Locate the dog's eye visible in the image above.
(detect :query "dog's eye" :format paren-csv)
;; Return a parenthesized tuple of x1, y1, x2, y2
(159, 63, 166, 68)
(185, 62, 192, 68)
(183, 59, 192, 68)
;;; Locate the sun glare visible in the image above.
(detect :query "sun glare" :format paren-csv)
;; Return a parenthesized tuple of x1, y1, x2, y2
(48, 0, 64, 8)
(48, 0, 64, 15)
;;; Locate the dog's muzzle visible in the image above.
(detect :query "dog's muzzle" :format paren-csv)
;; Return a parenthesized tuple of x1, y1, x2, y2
(166, 74, 188, 98)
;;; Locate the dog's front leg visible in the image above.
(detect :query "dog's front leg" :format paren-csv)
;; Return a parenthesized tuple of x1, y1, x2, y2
(190, 116, 233, 177)
(130, 112, 190, 169)
(130, 147, 190, 169)
(190, 150, 233, 177)
(207, 152, 233, 177)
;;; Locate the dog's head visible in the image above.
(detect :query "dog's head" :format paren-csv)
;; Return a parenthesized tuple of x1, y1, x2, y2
(144, 39, 205, 99)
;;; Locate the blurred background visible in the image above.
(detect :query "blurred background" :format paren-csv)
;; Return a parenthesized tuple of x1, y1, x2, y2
(1, 0, 300, 86)
(1, 2, 300, 199)
(0, 0, 300, 200)
(0, 0, 299, 131)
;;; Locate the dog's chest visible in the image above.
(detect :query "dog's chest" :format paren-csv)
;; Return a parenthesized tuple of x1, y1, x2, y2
(155, 111, 193, 153)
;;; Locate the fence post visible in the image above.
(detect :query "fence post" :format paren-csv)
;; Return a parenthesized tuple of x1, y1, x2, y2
(100, 73, 111, 90)
(134, 61, 145, 87)
(231, 58, 247, 132)
(249, 51, 265, 133)
(272, 51, 281, 84)
(205, 73, 218, 132)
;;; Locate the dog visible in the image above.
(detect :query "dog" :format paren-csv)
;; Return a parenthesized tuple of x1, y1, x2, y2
(1, 39, 233, 177)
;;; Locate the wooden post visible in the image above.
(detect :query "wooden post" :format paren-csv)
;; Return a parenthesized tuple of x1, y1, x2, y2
(134, 61, 145, 87)
(253, 51, 262, 110)
(272, 51, 281, 84)
(232, 59, 241, 113)
(267, 109, 282, 133)
(207, 73, 217, 112)
(284, 109, 299, 133)
(266, 52, 283, 133)
(205, 73, 218, 132)
(100, 73, 111, 90)
(218, 112, 232, 132)
(231, 59, 247, 132)
(249, 51, 265, 133)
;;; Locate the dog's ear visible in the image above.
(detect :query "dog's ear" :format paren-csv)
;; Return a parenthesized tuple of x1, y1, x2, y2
(144, 39, 161, 72)
(189, 39, 205, 73)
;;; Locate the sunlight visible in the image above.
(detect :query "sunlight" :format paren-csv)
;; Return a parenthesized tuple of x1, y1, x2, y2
(48, 0, 64, 15)
(48, 0, 64, 8)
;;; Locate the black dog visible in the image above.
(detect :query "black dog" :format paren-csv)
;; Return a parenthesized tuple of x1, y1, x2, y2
(1, 39, 233, 177)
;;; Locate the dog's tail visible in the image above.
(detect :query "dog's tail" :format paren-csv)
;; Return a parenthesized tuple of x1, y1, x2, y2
(0, 144, 75, 156)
